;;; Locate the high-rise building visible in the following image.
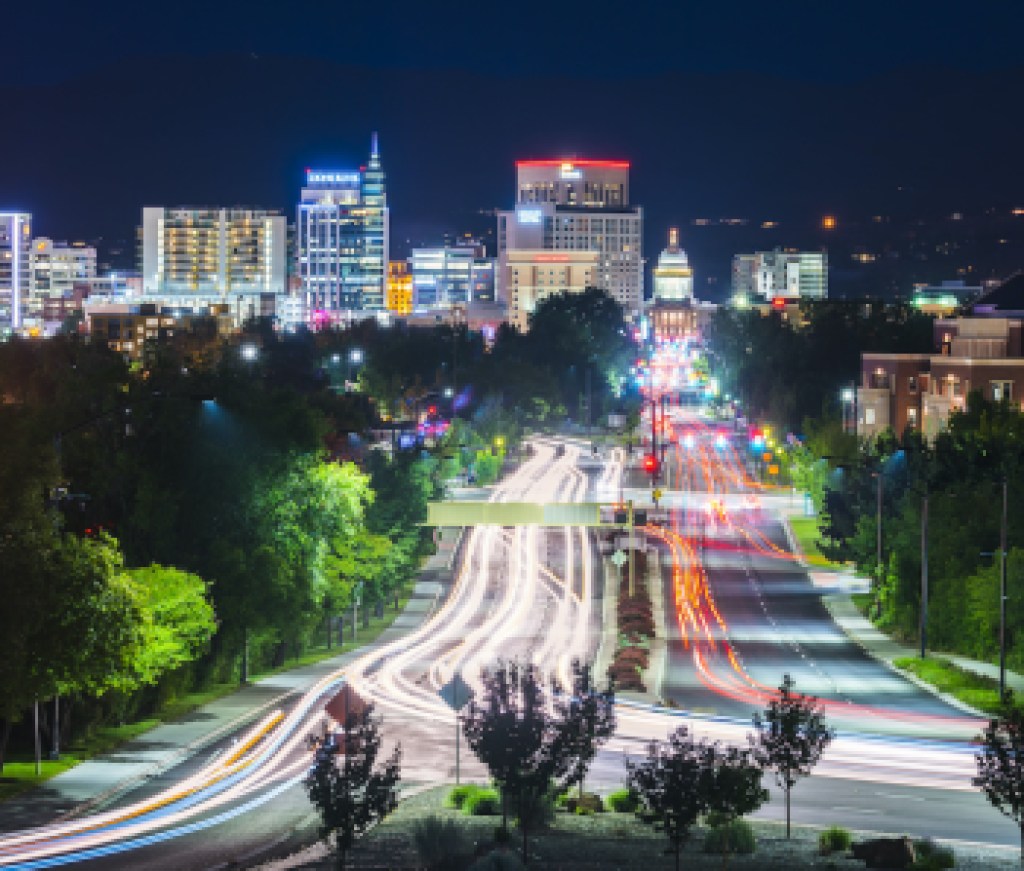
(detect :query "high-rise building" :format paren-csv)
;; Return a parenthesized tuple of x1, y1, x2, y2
(497, 159, 643, 325)
(28, 238, 97, 311)
(297, 134, 389, 320)
(651, 228, 693, 302)
(410, 246, 496, 309)
(731, 247, 828, 304)
(141, 207, 287, 322)
(0, 212, 31, 335)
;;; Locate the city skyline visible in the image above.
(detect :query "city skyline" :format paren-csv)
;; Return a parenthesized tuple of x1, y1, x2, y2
(2, 1, 1023, 298)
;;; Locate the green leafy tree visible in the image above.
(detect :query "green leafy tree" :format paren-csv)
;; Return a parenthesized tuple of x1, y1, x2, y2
(751, 674, 834, 838)
(118, 565, 217, 688)
(974, 698, 1024, 861)
(306, 705, 402, 870)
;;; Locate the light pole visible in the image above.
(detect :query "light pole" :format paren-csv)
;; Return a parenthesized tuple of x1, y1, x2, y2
(1000, 478, 1008, 699)
(979, 478, 1009, 698)
(875, 471, 883, 588)
(920, 491, 928, 659)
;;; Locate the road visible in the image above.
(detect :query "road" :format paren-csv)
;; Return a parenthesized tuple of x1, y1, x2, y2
(1, 433, 1018, 868)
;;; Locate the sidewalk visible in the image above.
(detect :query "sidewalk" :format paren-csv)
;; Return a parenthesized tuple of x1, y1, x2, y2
(780, 510, 1024, 714)
(0, 530, 462, 835)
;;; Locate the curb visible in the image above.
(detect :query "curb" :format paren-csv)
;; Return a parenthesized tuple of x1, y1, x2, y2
(820, 594, 986, 719)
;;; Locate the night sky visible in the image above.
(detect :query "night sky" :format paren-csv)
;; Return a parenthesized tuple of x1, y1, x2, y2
(2, 0, 1023, 287)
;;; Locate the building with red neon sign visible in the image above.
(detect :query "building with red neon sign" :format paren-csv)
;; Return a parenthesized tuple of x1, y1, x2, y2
(497, 158, 643, 327)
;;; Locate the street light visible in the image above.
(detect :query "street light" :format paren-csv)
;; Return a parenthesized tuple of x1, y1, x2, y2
(347, 347, 363, 391)
(840, 385, 856, 435)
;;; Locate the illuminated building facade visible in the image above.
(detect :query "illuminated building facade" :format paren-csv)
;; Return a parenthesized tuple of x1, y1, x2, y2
(386, 261, 413, 316)
(141, 207, 287, 324)
(297, 133, 389, 318)
(497, 159, 643, 323)
(28, 238, 96, 316)
(731, 247, 828, 304)
(504, 249, 599, 332)
(410, 247, 496, 309)
(651, 228, 693, 302)
(0, 212, 31, 335)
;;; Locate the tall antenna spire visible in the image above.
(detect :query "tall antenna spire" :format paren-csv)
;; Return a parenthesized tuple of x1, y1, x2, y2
(370, 131, 380, 167)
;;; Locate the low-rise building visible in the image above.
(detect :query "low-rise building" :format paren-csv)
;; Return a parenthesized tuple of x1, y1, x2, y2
(385, 261, 413, 316)
(503, 249, 599, 332)
(858, 275, 1024, 439)
(86, 301, 233, 362)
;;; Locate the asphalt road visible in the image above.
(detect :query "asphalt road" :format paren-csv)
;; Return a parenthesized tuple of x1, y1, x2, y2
(4, 435, 1017, 868)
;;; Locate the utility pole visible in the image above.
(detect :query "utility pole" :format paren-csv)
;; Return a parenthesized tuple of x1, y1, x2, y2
(920, 493, 929, 659)
(1000, 478, 1008, 700)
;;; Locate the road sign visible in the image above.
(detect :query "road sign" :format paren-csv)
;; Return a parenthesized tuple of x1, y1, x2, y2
(652, 488, 663, 502)
(438, 674, 476, 711)
(325, 683, 369, 725)
(610, 549, 628, 568)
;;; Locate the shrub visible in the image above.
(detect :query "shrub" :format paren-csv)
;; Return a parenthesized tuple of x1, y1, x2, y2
(606, 789, 639, 813)
(468, 850, 525, 871)
(819, 825, 852, 855)
(612, 646, 650, 670)
(464, 788, 501, 816)
(912, 838, 955, 870)
(565, 792, 605, 814)
(447, 784, 481, 810)
(607, 660, 646, 691)
(412, 815, 471, 871)
(703, 819, 756, 855)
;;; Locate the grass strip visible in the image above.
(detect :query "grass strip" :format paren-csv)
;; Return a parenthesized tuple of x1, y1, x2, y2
(787, 516, 842, 568)
(893, 656, 1003, 715)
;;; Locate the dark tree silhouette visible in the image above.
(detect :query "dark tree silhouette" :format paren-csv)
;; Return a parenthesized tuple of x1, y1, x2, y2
(627, 726, 713, 871)
(975, 698, 1024, 861)
(461, 659, 614, 864)
(553, 660, 617, 798)
(305, 705, 401, 870)
(751, 674, 834, 838)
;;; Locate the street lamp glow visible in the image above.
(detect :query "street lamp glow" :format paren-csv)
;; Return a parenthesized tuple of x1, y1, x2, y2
(841, 387, 855, 403)
(240, 343, 259, 362)
(331, 353, 341, 364)
(349, 348, 364, 365)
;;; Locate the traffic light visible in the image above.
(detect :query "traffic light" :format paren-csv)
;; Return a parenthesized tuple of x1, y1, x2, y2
(427, 404, 438, 416)
(642, 454, 660, 476)
(633, 510, 648, 526)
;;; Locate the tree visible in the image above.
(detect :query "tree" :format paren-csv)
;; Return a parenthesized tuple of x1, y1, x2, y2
(305, 705, 402, 870)
(974, 698, 1024, 861)
(702, 744, 768, 868)
(626, 726, 714, 871)
(751, 674, 834, 837)
(553, 660, 616, 798)
(460, 661, 581, 862)
(117, 564, 217, 689)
